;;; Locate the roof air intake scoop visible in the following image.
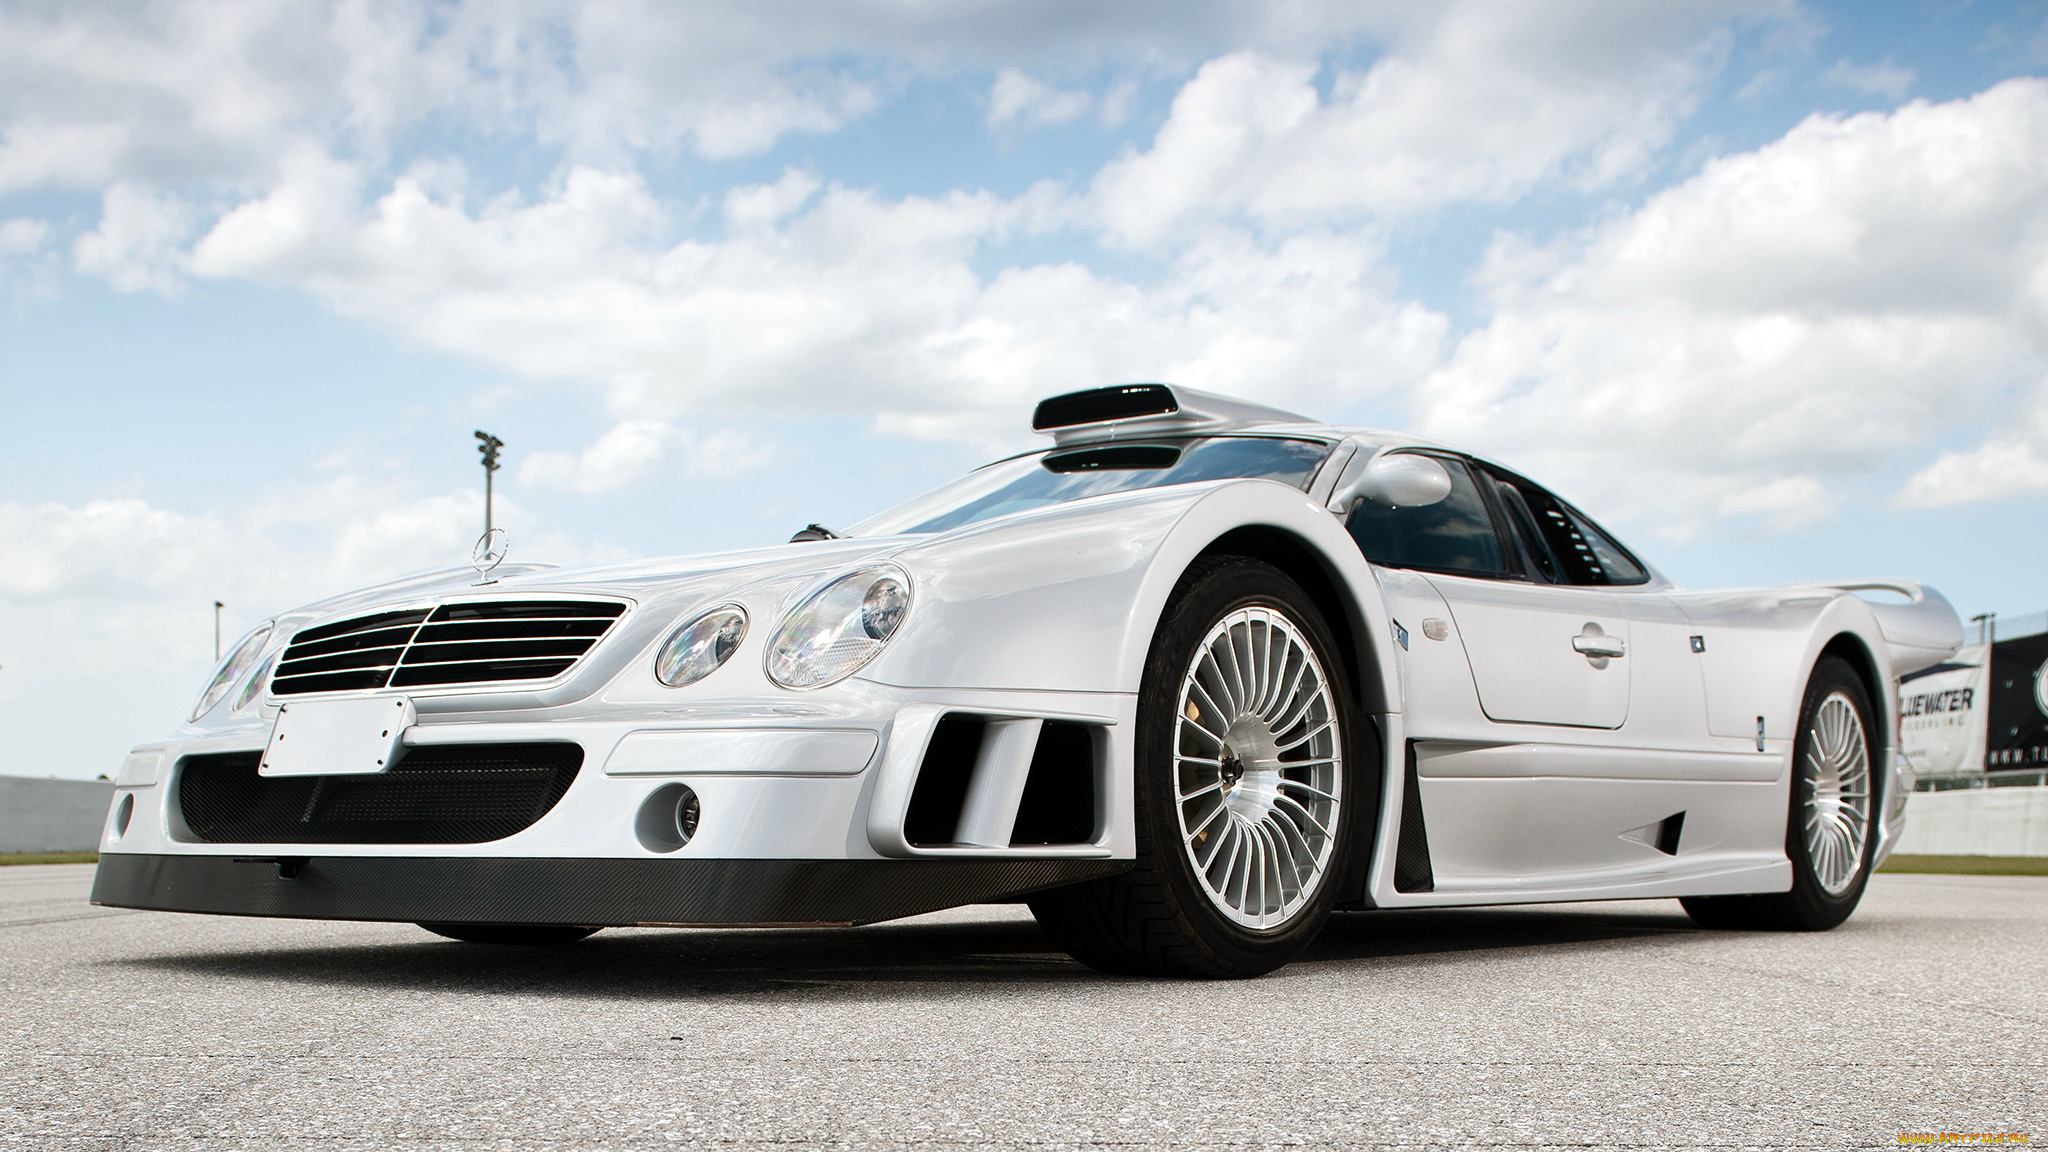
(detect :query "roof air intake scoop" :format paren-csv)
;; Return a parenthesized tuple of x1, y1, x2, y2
(1031, 384, 1314, 445)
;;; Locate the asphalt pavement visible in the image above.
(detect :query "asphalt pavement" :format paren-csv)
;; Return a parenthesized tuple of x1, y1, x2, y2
(1, 863, 2041, 1150)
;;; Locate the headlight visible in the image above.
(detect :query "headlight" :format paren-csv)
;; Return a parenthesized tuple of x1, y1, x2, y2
(655, 605, 748, 687)
(192, 624, 273, 721)
(233, 651, 277, 712)
(766, 564, 911, 689)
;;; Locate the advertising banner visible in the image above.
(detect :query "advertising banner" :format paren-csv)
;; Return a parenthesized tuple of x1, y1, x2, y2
(1987, 631, 2048, 770)
(1898, 643, 1988, 779)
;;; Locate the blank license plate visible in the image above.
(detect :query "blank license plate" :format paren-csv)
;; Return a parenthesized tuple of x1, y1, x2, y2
(259, 696, 416, 777)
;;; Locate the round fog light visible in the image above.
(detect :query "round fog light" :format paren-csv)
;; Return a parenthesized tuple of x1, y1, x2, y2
(111, 793, 134, 840)
(635, 783, 701, 853)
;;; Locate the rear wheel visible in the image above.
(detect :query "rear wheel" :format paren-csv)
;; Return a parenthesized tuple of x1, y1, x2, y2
(1030, 557, 1356, 977)
(1681, 655, 1877, 931)
(418, 923, 603, 945)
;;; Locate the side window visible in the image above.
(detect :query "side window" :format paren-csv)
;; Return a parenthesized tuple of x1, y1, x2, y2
(1346, 456, 1508, 576)
(1564, 506, 1649, 584)
(1488, 479, 1560, 582)
(1488, 469, 1650, 586)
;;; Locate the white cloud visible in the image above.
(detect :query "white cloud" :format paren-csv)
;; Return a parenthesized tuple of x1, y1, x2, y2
(0, 465, 614, 777)
(177, 157, 1443, 455)
(0, 215, 54, 293)
(518, 421, 775, 494)
(677, 428, 780, 480)
(0, 217, 46, 255)
(987, 70, 1091, 129)
(72, 183, 196, 293)
(522, 421, 675, 495)
(1416, 78, 2048, 538)
(1090, 2, 1790, 243)
(1895, 395, 2048, 509)
(1823, 57, 1915, 99)
(0, 0, 1423, 194)
(0, 1, 871, 190)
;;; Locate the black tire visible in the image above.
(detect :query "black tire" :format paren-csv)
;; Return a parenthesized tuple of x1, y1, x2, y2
(1029, 556, 1359, 978)
(418, 923, 603, 945)
(1681, 655, 1879, 931)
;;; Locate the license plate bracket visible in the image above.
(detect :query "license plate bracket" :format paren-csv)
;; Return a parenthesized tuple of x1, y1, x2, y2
(259, 696, 416, 777)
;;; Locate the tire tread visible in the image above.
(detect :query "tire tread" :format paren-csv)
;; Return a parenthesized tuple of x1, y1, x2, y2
(1030, 555, 1352, 978)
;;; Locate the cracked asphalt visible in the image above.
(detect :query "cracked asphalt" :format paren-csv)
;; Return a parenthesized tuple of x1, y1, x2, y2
(1, 864, 2041, 1150)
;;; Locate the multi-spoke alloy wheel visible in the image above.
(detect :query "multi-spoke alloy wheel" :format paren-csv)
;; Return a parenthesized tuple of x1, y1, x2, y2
(1680, 655, 1879, 932)
(1028, 557, 1358, 978)
(1802, 689, 1871, 896)
(1173, 606, 1342, 928)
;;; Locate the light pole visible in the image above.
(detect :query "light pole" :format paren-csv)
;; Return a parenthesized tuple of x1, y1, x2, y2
(475, 430, 504, 535)
(1970, 612, 1995, 646)
(213, 600, 224, 661)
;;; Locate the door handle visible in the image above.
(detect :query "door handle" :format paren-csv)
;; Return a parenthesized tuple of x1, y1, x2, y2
(1571, 630, 1626, 659)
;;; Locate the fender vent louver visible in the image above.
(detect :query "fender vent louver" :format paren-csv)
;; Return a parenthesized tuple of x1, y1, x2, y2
(905, 716, 985, 847)
(271, 600, 626, 696)
(905, 714, 1101, 848)
(1010, 723, 1098, 846)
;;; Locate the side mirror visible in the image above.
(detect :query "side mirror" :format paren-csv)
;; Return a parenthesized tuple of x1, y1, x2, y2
(1334, 453, 1453, 511)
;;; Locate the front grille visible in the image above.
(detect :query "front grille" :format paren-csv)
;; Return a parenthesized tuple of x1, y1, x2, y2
(177, 744, 583, 844)
(272, 600, 626, 696)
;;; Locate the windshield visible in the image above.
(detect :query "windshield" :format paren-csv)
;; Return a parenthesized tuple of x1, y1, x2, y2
(849, 436, 1335, 536)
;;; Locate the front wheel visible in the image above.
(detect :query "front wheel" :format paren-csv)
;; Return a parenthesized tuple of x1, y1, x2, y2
(1030, 557, 1357, 978)
(418, 923, 603, 945)
(1681, 655, 1878, 931)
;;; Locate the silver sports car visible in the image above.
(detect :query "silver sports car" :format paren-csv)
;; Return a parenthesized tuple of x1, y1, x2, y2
(92, 384, 1963, 976)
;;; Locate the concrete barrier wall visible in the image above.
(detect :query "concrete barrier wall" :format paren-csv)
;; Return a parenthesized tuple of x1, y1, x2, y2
(1896, 786, 2048, 857)
(0, 776, 116, 853)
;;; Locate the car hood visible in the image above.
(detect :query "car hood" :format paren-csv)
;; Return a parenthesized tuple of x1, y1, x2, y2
(281, 537, 914, 625)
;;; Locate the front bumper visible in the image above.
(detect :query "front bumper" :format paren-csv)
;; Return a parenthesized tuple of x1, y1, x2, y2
(91, 853, 1127, 927)
(92, 686, 1137, 925)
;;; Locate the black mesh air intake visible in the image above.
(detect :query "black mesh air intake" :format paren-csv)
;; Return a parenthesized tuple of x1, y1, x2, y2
(176, 744, 582, 845)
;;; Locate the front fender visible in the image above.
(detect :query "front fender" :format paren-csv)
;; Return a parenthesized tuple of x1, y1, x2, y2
(860, 480, 1398, 707)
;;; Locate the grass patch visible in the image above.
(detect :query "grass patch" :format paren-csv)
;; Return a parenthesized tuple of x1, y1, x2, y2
(0, 851, 99, 866)
(1880, 854, 2048, 876)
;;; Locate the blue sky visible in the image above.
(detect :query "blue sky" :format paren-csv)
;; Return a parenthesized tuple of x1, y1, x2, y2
(4, 0, 2048, 778)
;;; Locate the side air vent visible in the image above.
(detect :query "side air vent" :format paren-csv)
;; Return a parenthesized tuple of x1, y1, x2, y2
(272, 600, 627, 696)
(905, 715, 985, 847)
(1620, 812, 1686, 856)
(1011, 723, 1097, 845)
(904, 715, 1101, 849)
(177, 743, 582, 844)
(1394, 743, 1434, 893)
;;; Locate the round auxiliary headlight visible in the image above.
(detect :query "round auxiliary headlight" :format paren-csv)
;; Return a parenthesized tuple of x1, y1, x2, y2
(766, 564, 912, 690)
(655, 605, 749, 688)
(191, 624, 273, 721)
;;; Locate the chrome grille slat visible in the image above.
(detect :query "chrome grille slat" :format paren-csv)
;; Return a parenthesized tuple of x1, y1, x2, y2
(275, 648, 409, 676)
(284, 628, 424, 660)
(270, 600, 626, 696)
(413, 619, 615, 641)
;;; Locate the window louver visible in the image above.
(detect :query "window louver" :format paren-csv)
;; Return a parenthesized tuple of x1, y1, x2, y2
(272, 600, 626, 696)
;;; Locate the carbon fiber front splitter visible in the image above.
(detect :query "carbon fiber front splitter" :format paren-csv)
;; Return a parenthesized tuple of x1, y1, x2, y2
(90, 853, 1130, 927)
